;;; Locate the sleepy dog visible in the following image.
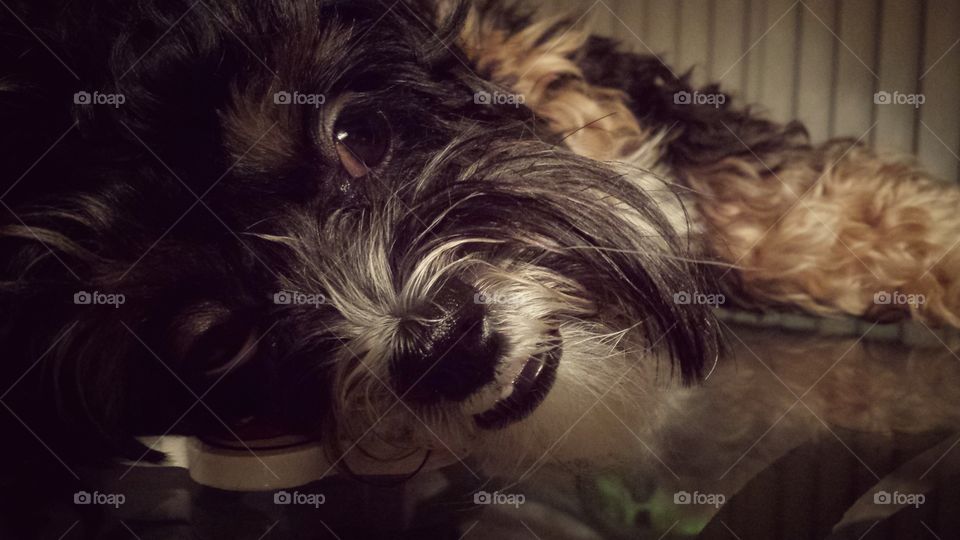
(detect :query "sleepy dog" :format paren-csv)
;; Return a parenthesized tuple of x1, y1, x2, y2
(1, 0, 958, 484)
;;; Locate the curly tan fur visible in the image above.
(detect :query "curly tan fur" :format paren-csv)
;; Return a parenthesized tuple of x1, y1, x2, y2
(688, 143, 960, 327)
(458, 8, 657, 163)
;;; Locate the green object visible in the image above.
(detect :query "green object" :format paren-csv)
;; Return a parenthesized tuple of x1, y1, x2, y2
(591, 476, 712, 538)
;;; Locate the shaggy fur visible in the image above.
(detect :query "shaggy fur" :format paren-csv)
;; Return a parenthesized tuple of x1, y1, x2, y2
(0, 0, 716, 478)
(0, 0, 957, 488)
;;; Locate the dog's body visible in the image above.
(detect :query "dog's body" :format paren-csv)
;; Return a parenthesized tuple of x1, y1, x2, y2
(1, 0, 959, 493)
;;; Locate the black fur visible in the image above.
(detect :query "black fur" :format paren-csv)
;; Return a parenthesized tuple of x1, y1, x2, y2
(0, 0, 720, 479)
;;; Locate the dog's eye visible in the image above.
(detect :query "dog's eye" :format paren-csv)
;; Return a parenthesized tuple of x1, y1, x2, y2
(333, 110, 390, 178)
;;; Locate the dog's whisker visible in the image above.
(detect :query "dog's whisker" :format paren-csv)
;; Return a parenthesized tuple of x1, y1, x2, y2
(559, 111, 620, 143)
(242, 216, 281, 231)
(554, 245, 745, 270)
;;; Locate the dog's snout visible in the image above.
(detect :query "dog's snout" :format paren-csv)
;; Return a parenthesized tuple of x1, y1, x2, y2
(391, 279, 500, 404)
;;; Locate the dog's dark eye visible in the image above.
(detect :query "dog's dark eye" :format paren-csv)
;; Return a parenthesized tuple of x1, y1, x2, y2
(333, 110, 390, 178)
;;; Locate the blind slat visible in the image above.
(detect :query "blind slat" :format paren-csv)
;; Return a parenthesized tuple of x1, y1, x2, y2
(874, 0, 923, 154)
(712, 0, 748, 96)
(644, 0, 679, 62)
(917, 0, 960, 183)
(833, 0, 880, 140)
(758, 0, 801, 123)
(677, 0, 712, 87)
(796, 0, 838, 142)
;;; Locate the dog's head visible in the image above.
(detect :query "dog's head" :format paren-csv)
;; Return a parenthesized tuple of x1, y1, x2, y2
(0, 0, 719, 472)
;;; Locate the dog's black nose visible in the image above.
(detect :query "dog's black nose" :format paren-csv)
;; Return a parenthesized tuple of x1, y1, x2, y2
(391, 279, 500, 404)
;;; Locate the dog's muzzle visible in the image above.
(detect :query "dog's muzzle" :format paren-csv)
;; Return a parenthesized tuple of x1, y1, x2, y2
(390, 278, 501, 403)
(389, 278, 560, 428)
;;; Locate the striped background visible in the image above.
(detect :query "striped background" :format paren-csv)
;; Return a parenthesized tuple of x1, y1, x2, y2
(533, 0, 960, 183)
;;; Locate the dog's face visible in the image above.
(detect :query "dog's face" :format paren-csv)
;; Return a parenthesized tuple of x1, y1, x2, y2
(0, 0, 718, 469)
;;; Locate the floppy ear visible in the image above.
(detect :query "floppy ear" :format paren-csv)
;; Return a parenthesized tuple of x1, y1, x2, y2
(416, 3, 720, 381)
